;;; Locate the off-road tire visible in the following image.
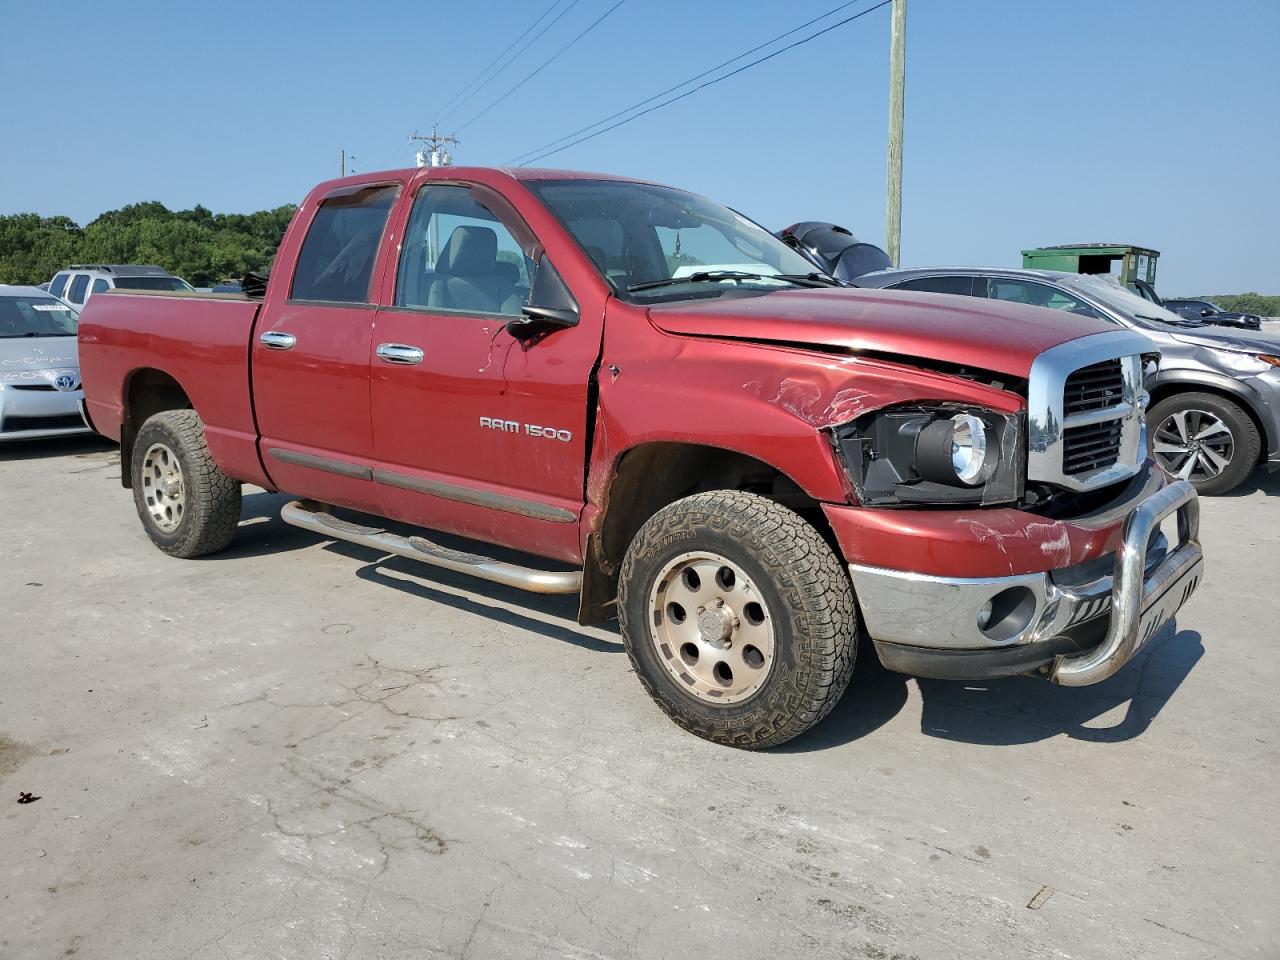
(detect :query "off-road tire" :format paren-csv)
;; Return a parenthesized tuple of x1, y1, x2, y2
(618, 490, 857, 748)
(130, 410, 242, 558)
(1148, 391, 1260, 496)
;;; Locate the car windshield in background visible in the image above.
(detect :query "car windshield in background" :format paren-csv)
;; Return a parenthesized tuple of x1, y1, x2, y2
(1062, 275, 1197, 328)
(526, 179, 825, 302)
(0, 296, 78, 337)
(112, 276, 193, 292)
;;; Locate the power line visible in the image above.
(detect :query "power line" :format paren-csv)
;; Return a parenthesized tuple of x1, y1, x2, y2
(504, 0, 876, 166)
(456, 0, 628, 134)
(514, 0, 891, 167)
(440, 0, 586, 124)
(431, 0, 566, 123)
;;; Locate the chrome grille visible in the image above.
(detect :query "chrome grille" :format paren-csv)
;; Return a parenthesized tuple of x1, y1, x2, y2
(1062, 359, 1127, 474)
(1063, 420, 1124, 475)
(1064, 359, 1124, 413)
(1026, 331, 1151, 493)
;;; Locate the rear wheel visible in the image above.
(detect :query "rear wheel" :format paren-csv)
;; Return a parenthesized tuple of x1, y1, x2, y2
(1149, 392, 1259, 496)
(618, 490, 857, 748)
(131, 410, 242, 557)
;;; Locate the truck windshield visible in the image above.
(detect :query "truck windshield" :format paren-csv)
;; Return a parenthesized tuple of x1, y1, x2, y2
(0, 296, 78, 337)
(112, 276, 194, 292)
(526, 179, 827, 302)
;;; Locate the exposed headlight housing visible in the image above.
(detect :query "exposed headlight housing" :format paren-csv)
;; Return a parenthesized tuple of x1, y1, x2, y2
(832, 404, 1023, 506)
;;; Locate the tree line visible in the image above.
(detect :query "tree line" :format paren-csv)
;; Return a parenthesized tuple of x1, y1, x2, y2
(0, 202, 298, 288)
(1195, 293, 1280, 317)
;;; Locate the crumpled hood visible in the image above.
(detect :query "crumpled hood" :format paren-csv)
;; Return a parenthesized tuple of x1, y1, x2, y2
(647, 287, 1118, 379)
(1170, 327, 1280, 354)
(0, 337, 80, 386)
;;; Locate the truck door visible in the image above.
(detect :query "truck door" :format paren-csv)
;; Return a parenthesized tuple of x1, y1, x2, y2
(368, 182, 599, 563)
(251, 182, 399, 513)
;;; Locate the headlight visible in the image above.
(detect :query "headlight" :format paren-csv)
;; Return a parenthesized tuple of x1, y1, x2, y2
(832, 404, 1022, 506)
(916, 413, 997, 486)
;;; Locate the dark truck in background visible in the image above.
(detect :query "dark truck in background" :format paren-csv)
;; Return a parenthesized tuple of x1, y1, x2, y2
(78, 166, 1202, 748)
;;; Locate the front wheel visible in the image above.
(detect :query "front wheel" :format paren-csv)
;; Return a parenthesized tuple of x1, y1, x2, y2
(130, 409, 242, 557)
(1148, 392, 1259, 496)
(618, 490, 857, 748)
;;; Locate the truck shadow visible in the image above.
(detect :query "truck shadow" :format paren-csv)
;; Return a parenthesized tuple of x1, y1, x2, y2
(784, 625, 1203, 751)
(211, 492, 621, 654)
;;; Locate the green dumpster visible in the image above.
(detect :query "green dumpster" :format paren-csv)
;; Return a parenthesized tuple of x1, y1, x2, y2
(1021, 243, 1159, 288)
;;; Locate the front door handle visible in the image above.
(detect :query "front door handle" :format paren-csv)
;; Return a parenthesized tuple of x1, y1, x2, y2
(376, 343, 425, 365)
(259, 331, 297, 350)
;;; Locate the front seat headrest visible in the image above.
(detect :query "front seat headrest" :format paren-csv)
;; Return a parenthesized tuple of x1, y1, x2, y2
(437, 225, 498, 276)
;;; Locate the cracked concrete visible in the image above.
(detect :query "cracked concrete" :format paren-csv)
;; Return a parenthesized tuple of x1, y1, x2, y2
(1, 436, 1278, 959)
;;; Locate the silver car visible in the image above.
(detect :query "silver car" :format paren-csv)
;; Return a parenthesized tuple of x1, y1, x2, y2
(0, 286, 91, 442)
(857, 267, 1280, 495)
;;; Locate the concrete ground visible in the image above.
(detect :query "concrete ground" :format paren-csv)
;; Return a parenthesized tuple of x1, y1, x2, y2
(2, 436, 1277, 960)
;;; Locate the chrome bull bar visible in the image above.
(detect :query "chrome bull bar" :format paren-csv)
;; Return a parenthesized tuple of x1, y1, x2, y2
(1051, 478, 1203, 686)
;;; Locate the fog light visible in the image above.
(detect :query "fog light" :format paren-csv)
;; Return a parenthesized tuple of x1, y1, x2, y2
(977, 600, 994, 630)
(977, 586, 1037, 642)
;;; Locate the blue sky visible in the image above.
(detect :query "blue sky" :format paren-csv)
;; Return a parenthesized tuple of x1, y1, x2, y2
(2, 0, 1277, 293)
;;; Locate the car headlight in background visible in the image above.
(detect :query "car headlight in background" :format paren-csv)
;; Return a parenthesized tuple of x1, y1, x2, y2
(832, 404, 1022, 506)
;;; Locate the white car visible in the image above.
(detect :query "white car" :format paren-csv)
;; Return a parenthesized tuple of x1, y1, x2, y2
(0, 286, 92, 442)
(47, 264, 193, 311)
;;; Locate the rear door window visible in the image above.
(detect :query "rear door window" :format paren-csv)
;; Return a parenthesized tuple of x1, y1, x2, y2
(290, 185, 398, 304)
(894, 275, 979, 297)
(67, 274, 89, 305)
(91, 278, 110, 294)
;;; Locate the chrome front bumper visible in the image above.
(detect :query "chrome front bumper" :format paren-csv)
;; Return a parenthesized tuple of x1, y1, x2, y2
(849, 479, 1204, 686)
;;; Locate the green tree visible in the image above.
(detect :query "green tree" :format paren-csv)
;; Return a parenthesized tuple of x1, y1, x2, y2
(0, 201, 298, 287)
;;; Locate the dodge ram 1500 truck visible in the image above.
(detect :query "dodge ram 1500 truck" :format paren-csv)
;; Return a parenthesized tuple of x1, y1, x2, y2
(78, 166, 1204, 748)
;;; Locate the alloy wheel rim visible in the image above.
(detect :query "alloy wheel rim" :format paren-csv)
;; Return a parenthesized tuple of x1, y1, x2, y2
(142, 442, 186, 532)
(648, 551, 775, 705)
(1152, 409, 1234, 482)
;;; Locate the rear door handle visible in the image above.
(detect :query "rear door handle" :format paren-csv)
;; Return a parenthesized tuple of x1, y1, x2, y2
(376, 343, 424, 365)
(259, 331, 297, 350)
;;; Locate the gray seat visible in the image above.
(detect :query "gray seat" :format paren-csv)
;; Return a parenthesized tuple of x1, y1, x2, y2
(426, 226, 522, 315)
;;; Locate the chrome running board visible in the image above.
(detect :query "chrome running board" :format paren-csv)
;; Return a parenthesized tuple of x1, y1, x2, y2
(280, 500, 582, 595)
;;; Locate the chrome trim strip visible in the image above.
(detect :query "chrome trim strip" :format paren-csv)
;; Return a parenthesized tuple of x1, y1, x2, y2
(267, 447, 372, 481)
(1063, 402, 1134, 428)
(1026, 330, 1154, 492)
(372, 469, 578, 523)
(280, 500, 582, 595)
(1051, 479, 1202, 686)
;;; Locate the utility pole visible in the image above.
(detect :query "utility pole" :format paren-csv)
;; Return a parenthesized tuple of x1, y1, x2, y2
(409, 126, 461, 168)
(340, 148, 345, 177)
(885, 0, 907, 266)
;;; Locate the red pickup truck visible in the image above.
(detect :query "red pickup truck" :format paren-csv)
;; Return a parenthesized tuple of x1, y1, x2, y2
(79, 166, 1204, 747)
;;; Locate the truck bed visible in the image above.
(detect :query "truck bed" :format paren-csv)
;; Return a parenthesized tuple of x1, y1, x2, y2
(78, 290, 270, 487)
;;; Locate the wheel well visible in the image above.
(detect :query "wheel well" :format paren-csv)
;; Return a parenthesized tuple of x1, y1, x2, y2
(1148, 382, 1268, 465)
(120, 369, 192, 487)
(578, 442, 835, 625)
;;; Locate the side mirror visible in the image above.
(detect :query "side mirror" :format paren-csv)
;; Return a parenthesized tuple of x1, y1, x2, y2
(1200, 307, 1214, 317)
(506, 259, 579, 343)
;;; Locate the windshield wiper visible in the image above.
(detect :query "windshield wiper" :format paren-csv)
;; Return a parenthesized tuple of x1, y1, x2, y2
(627, 270, 839, 293)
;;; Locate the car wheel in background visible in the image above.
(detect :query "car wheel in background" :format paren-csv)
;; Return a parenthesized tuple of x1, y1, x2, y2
(1149, 392, 1260, 496)
(130, 409, 242, 557)
(617, 489, 857, 748)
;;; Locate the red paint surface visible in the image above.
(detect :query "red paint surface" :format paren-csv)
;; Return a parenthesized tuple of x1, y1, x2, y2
(78, 165, 1137, 577)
